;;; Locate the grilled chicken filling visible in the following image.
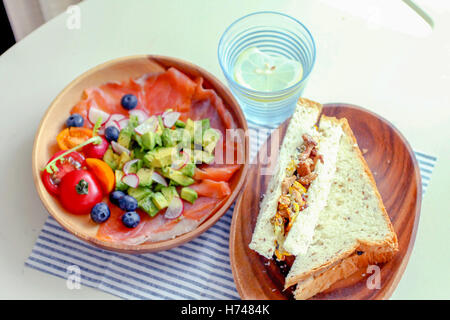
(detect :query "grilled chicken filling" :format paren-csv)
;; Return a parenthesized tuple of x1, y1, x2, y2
(272, 134, 323, 261)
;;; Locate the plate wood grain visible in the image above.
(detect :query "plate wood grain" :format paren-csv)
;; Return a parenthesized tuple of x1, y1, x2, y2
(230, 104, 421, 300)
(32, 55, 249, 254)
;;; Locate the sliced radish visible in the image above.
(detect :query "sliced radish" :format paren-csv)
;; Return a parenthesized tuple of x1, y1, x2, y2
(129, 109, 148, 124)
(88, 107, 110, 126)
(134, 116, 158, 135)
(121, 174, 139, 188)
(117, 118, 130, 130)
(104, 114, 126, 129)
(162, 109, 173, 118)
(164, 197, 184, 220)
(151, 171, 168, 187)
(163, 111, 180, 128)
(171, 151, 190, 170)
(123, 159, 139, 175)
(111, 141, 130, 155)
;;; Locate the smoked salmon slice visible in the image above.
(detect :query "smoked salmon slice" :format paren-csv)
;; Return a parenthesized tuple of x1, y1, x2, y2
(194, 164, 240, 182)
(71, 66, 241, 245)
(190, 179, 231, 199)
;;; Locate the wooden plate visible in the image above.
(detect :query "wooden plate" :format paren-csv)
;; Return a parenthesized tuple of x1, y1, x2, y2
(230, 103, 421, 300)
(32, 55, 249, 254)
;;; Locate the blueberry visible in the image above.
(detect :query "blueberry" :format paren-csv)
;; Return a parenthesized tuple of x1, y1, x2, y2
(109, 190, 126, 206)
(66, 113, 84, 127)
(118, 195, 138, 211)
(90, 202, 111, 223)
(105, 126, 120, 142)
(121, 211, 140, 228)
(121, 94, 138, 110)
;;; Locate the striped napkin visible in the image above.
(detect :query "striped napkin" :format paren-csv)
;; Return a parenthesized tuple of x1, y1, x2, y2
(25, 123, 437, 299)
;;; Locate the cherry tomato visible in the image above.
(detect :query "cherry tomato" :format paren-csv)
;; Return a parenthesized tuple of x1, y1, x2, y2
(56, 127, 93, 150)
(82, 135, 109, 159)
(41, 151, 86, 196)
(58, 170, 103, 215)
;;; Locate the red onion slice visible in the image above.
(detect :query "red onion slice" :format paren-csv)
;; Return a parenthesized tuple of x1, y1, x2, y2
(151, 171, 168, 187)
(164, 197, 183, 220)
(111, 141, 130, 155)
(121, 174, 139, 188)
(163, 111, 180, 128)
(123, 159, 139, 175)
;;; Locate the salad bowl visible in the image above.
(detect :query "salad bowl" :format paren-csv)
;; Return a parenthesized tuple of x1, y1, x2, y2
(32, 55, 249, 253)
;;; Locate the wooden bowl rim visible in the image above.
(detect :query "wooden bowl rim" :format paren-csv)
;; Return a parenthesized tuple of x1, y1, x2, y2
(229, 103, 422, 300)
(32, 54, 249, 254)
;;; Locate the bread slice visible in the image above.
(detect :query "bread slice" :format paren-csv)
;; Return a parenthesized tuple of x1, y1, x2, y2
(285, 118, 398, 297)
(283, 115, 343, 255)
(249, 98, 322, 259)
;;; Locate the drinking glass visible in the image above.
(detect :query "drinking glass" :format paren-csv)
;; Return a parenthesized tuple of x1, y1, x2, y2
(218, 11, 316, 127)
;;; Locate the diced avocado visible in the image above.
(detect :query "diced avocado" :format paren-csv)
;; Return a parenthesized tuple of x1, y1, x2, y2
(118, 127, 133, 149)
(136, 168, 153, 187)
(138, 195, 160, 217)
(103, 147, 119, 170)
(180, 187, 198, 204)
(174, 120, 186, 128)
(132, 147, 147, 160)
(155, 133, 163, 147)
(144, 147, 176, 168)
(161, 167, 195, 187)
(185, 119, 195, 139)
(203, 128, 221, 154)
(200, 119, 210, 131)
(193, 150, 214, 164)
(127, 187, 152, 201)
(193, 121, 204, 146)
(128, 115, 140, 130)
(133, 132, 145, 149)
(118, 151, 131, 170)
(180, 163, 195, 177)
(178, 128, 192, 149)
(161, 186, 178, 203)
(115, 170, 128, 191)
(156, 116, 164, 135)
(151, 192, 169, 210)
(161, 128, 178, 147)
(142, 131, 157, 150)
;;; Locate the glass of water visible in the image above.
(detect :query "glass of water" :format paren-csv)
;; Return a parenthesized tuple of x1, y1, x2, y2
(218, 11, 316, 127)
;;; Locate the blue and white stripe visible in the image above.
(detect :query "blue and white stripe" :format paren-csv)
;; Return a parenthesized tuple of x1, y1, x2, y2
(25, 123, 436, 300)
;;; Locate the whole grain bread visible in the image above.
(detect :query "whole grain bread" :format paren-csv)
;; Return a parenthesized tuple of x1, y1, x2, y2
(285, 118, 398, 297)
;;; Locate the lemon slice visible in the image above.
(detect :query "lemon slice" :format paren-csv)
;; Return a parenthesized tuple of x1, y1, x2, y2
(233, 47, 303, 92)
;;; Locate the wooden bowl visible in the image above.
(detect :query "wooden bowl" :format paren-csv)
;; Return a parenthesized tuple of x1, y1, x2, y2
(32, 55, 249, 254)
(230, 103, 421, 300)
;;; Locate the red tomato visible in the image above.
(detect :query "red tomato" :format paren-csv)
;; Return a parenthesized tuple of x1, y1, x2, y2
(58, 170, 103, 215)
(82, 135, 109, 159)
(41, 151, 86, 196)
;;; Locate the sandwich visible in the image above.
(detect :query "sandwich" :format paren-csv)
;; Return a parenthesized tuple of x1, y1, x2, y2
(286, 118, 398, 299)
(249, 98, 343, 259)
(249, 98, 398, 299)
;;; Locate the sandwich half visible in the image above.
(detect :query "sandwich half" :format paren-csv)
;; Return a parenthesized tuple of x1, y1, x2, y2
(284, 118, 398, 299)
(249, 98, 343, 259)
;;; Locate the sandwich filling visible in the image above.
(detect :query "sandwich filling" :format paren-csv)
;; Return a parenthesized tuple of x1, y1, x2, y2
(272, 133, 323, 261)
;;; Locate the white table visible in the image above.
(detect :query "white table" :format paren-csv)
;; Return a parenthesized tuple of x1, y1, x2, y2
(0, 0, 448, 299)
